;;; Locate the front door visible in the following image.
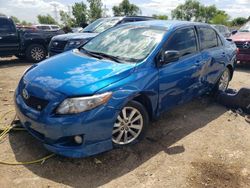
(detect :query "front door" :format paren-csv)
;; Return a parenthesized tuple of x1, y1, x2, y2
(0, 17, 19, 56)
(158, 26, 203, 112)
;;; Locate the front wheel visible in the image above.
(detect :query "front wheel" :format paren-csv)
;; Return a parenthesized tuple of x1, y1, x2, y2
(112, 101, 149, 146)
(26, 44, 47, 62)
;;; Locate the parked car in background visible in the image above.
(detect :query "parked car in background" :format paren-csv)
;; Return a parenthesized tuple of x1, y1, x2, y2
(34, 24, 61, 31)
(49, 16, 154, 56)
(230, 21, 250, 63)
(212, 24, 231, 38)
(15, 20, 236, 158)
(0, 15, 64, 62)
(72, 27, 83, 33)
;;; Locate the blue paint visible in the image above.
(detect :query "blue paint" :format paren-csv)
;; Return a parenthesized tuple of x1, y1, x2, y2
(15, 20, 237, 158)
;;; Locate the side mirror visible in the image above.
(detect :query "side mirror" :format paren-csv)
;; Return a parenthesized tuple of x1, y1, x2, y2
(231, 30, 237, 35)
(161, 50, 180, 65)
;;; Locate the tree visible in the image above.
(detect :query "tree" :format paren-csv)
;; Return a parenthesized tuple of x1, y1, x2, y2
(112, 0, 141, 16)
(20, 20, 32, 26)
(152, 14, 168, 20)
(10, 16, 20, 23)
(87, 0, 103, 22)
(171, 0, 201, 21)
(37, 14, 57, 24)
(231, 17, 248, 26)
(60, 10, 75, 27)
(72, 2, 88, 26)
(199, 5, 219, 23)
(210, 13, 230, 25)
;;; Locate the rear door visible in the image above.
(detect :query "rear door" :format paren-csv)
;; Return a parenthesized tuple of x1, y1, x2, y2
(158, 26, 203, 112)
(0, 18, 19, 55)
(196, 26, 226, 91)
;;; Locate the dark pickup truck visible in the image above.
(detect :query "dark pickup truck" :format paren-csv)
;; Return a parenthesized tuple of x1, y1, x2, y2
(0, 15, 64, 62)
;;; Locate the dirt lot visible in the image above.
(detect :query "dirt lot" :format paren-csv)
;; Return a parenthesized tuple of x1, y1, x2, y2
(0, 57, 250, 188)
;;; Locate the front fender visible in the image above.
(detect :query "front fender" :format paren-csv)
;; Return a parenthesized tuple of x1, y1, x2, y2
(97, 63, 159, 117)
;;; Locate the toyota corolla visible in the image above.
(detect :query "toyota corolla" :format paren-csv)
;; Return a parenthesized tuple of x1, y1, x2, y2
(15, 20, 237, 158)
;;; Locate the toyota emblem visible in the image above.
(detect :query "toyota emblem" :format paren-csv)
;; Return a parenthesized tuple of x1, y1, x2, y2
(243, 42, 250, 49)
(22, 89, 29, 100)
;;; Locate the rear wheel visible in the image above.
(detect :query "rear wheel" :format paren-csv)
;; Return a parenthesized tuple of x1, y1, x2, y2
(26, 44, 46, 62)
(210, 67, 231, 96)
(218, 68, 230, 92)
(112, 101, 149, 146)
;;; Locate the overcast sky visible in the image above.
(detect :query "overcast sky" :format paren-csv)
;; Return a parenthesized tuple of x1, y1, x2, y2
(0, 0, 249, 23)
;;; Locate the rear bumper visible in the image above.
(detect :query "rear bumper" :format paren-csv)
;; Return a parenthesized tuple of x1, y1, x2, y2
(237, 53, 250, 62)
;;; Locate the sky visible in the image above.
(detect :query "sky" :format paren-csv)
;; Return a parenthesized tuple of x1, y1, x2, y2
(0, 0, 249, 23)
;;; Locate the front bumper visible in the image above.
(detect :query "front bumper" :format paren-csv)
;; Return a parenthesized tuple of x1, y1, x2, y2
(15, 91, 119, 158)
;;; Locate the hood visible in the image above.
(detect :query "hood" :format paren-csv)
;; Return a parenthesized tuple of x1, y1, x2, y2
(52, 32, 98, 41)
(230, 32, 250, 41)
(23, 51, 135, 96)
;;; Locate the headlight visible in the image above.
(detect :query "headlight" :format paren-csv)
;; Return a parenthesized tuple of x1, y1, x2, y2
(56, 92, 112, 114)
(66, 40, 86, 49)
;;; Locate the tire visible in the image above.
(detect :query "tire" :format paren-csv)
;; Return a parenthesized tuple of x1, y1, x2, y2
(25, 44, 47, 62)
(112, 100, 149, 146)
(212, 67, 231, 95)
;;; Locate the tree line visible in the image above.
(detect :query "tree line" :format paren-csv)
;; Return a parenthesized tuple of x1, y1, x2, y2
(3, 0, 250, 28)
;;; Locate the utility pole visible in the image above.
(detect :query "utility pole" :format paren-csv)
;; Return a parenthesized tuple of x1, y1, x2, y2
(102, 5, 109, 17)
(52, 4, 58, 23)
(68, 5, 72, 17)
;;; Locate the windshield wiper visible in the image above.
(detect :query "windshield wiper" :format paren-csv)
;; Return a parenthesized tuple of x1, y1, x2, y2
(81, 48, 103, 59)
(88, 51, 123, 63)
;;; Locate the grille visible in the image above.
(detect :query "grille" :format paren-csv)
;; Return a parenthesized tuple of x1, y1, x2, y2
(22, 94, 49, 111)
(50, 40, 67, 52)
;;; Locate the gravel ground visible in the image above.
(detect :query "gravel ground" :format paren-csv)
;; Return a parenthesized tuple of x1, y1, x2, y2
(0, 57, 249, 188)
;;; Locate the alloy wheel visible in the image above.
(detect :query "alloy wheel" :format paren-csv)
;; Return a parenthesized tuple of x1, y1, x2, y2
(218, 69, 230, 92)
(112, 106, 143, 145)
(31, 47, 45, 61)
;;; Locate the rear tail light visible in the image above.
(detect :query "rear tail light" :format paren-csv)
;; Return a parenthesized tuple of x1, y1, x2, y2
(237, 48, 240, 54)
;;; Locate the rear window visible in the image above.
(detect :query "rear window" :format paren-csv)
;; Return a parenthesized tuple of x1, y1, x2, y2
(0, 18, 16, 33)
(198, 27, 218, 50)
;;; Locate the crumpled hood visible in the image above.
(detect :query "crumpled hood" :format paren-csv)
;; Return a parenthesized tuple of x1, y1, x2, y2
(230, 32, 250, 41)
(23, 51, 135, 96)
(52, 32, 98, 41)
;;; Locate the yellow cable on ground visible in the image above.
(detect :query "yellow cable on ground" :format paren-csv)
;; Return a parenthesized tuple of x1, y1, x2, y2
(0, 110, 55, 165)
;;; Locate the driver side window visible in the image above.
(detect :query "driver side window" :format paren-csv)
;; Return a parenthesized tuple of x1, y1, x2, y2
(166, 27, 198, 57)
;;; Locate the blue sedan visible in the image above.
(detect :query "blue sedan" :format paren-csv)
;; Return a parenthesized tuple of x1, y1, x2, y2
(15, 20, 237, 158)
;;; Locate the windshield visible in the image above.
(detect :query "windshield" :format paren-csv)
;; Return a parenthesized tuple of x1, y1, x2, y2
(82, 18, 122, 33)
(239, 22, 250, 32)
(83, 25, 166, 62)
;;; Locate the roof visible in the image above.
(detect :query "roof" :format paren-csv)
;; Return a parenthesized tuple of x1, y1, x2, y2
(124, 16, 154, 19)
(0, 15, 7, 18)
(122, 20, 209, 30)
